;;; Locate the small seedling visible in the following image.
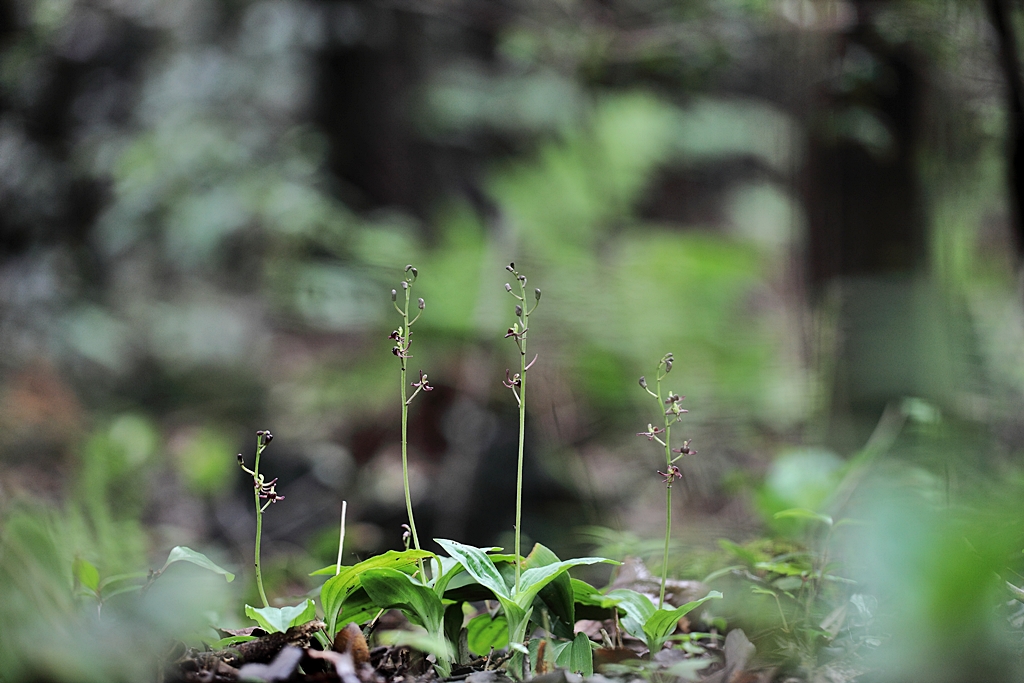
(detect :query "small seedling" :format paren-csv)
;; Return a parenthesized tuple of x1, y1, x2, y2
(637, 354, 697, 608)
(503, 262, 541, 594)
(237, 429, 284, 607)
(390, 265, 432, 573)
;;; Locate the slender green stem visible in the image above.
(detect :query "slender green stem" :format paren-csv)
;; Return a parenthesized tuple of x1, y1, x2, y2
(654, 374, 672, 609)
(253, 441, 269, 607)
(397, 290, 417, 557)
(515, 295, 527, 594)
(399, 281, 425, 579)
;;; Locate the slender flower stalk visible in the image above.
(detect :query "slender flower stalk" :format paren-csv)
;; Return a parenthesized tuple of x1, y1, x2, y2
(637, 354, 695, 608)
(237, 430, 283, 608)
(390, 265, 432, 577)
(503, 262, 541, 593)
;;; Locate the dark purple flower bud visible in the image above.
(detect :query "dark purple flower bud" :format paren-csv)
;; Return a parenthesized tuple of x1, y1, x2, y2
(505, 328, 517, 338)
(256, 430, 264, 436)
(410, 267, 418, 277)
(263, 431, 273, 443)
(237, 454, 244, 465)
(392, 347, 401, 356)
(418, 298, 424, 310)
(405, 264, 414, 272)
(389, 330, 401, 340)
(639, 376, 648, 389)
(518, 275, 526, 283)
(515, 304, 522, 317)
(506, 263, 515, 272)
(391, 289, 397, 301)
(535, 288, 541, 302)
(505, 283, 513, 292)
(401, 281, 408, 290)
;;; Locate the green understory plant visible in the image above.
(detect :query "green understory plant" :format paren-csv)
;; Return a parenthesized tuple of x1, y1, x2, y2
(74, 545, 235, 617)
(436, 537, 612, 679)
(502, 262, 541, 593)
(236, 429, 284, 608)
(637, 353, 696, 608)
(390, 264, 432, 576)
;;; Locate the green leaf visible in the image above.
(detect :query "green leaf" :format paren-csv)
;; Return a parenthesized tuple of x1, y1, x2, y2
(604, 589, 655, 643)
(310, 565, 353, 577)
(320, 549, 435, 634)
(159, 546, 235, 582)
(432, 555, 468, 598)
(434, 538, 511, 601)
(466, 613, 508, 656)
(73, 558, 100, 593)
(717, 539, 763, 567)
(245, 599, 317, 634)
(98, 571, 148, 592)
(642, 591, 723, 652)
(334, 589, 382, 630)
(360, 568, 445, 634)
(569, 632, 594, 676)
(516, 556, 614, 610)
(552, 639, 573, 668)
(524, 544, 575, 639)
(773, 508, 833, 526)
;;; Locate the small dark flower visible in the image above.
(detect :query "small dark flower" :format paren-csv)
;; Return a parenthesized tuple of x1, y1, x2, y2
(517, 274, 526, 283)
(389, 330, 402, 341)
(411, 370, 433, 392)
(505, 327, 517, 339)
(505, 283, 513, 292)
(534, 288, 541, 302)
(672, 440, 697, 456)
(503, 369, 522, 389)
(637, 424, 665, 440)
(418, 298, 425, 310)
(665, 392, 683, 404)
(639, 376, 648, 389)
(506, 263, 515, 272)
(401, 281, 408, 290)
(515, 304, 522, 317)
(237, 453, 244, 466)
(405, 264, 414, 273)
(659, 465, 683, 486)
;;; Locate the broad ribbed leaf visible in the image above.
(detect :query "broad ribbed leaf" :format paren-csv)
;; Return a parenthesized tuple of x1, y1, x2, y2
(160, 546, 235, 582)
(434, 538, 511, 601)
(642, 591, 723, 652)
(604, 589, 656, 643)
(245, 599, 316, 634)
(466, 613, 508, 656)
(320, 549, 435, 634)
(524, 544, 574, 639)
(569, 632, 594, 676)
(360, 568, 445, 634)
(516, 556, 614, 610)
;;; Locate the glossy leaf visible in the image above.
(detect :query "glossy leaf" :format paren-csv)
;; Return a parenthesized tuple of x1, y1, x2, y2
(73, 558, 100, 593)
(642, 591, 723, 652)
(245, 599, 316, 634)
(524, 544, 574, 639)
(320, 549, 435, 634)
(516, 556, 614, 610)
(159, 546, 235, 582)
(360, 568, 444, 634)
(434, 538, 511, 601)
(569, 632, 594, 676)
(466, 613, 508, 656)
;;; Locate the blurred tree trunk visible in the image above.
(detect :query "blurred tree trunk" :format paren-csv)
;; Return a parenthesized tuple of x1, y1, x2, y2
(804, 1, 966, 451)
